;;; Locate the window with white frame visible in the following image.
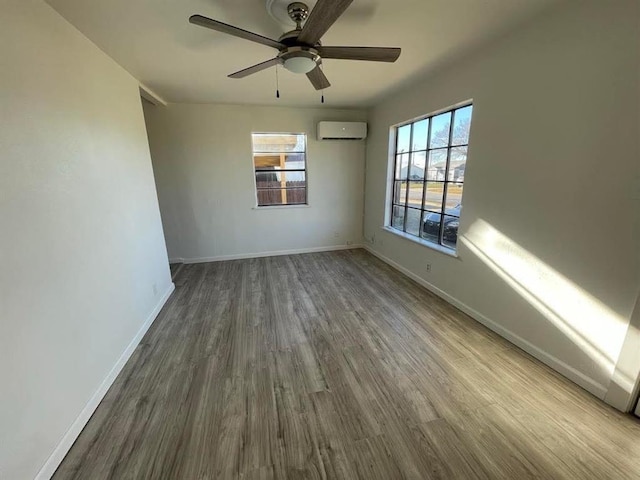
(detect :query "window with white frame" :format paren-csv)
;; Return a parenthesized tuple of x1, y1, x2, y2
(252, 133, 307, 207)
(389, 103, 473, 251)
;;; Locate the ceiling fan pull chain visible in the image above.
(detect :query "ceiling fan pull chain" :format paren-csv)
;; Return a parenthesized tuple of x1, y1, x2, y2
(276, 64, 280, 99)
(321, 63, 325, 103)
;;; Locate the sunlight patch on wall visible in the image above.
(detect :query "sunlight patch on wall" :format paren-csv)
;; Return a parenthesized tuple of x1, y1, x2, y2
(461, 219, 626, 376)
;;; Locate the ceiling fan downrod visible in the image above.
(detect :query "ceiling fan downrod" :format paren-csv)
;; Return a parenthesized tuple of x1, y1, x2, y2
(287, 2, 309, 31)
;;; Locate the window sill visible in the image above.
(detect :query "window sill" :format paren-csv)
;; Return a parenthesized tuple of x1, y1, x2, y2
(382, 226, 459, 258)
(252, 204, 310, 210)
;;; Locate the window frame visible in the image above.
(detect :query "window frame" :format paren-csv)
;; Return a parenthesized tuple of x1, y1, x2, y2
(251, 132, 309, 208)
(387, 102, 473, 253)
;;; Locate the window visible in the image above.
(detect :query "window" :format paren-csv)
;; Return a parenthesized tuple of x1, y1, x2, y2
(389, 103, 473, 251)
(252, 133, 307, 207)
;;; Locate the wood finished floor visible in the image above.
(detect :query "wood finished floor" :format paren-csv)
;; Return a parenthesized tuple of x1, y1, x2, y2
(55, 249, 640, 479)
(169, 262, 183, 280)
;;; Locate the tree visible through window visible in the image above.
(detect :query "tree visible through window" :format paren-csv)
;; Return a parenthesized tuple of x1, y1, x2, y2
(389, 104, 473, 251)
(252, 133, 307, 206)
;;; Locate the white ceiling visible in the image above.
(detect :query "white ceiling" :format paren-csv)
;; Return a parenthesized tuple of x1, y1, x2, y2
(46, 0, 560, 108)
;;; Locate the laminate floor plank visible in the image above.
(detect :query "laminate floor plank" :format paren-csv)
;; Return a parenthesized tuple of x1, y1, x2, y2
(54, 249, 640, 479)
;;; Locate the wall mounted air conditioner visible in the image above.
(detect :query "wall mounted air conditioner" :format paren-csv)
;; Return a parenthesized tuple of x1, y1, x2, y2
(317, 121, 367, 140)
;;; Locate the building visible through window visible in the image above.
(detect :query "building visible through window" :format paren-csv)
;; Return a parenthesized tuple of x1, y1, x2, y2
(389, 104, 473, 251)
(252, 133, 307, 206)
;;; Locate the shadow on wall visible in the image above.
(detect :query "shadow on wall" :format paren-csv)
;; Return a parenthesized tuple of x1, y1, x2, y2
(460, 219, 635, 395)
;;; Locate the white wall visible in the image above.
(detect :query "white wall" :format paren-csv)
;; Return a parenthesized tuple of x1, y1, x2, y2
(0, 1, 173, 478)
(143, 103, 366, 262)
(364, 0, 639, 400)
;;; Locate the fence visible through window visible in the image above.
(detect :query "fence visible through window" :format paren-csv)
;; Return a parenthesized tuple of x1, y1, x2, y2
(252, 133, 307, 207)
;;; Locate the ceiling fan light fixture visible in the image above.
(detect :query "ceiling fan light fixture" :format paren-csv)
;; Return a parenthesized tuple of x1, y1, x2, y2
(283, 56, 317, 73)
(280, 48, 320, 74)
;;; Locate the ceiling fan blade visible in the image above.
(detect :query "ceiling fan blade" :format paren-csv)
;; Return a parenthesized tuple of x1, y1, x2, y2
(306, 66, 331, 90)
(189, 14, 284, 50)
(228, 58, 283, 79)
(317, 46, 401, 63)
(297, 0, 354, 46)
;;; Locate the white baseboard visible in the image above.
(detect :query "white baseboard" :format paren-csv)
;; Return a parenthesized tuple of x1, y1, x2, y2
(173, 244, 363, 265)
(363, 246, 608, 399)
(35, 283, 176, 480)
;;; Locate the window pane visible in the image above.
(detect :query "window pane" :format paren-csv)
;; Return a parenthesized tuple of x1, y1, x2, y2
(452, 105, 473, 146)
(427, 149, 447, 181)
(254, 152, 305, 170)
(283, 171, 306, 187)
(391, 205, 405, 230)
(285, 188, 307, 204)
(257, 188, 306, 206)
(256, 172, 280, 189)
(397, 125, 411, 154)
(407, 181, 424, 208)
(252, 134, 306, 153)
(393, 181, 408, 205)
(412, 119, 429, 151)
(442, 215, 460, 249)
(254, 154, 280, 169)
(449, 146, 467, 183)
(395, 153, 410, 180)
(283, 153, 306, 170)
(444, 184, 463, 213)
(424, 182, 444, 212)
(257, 188, 283, 206)
(256, 171, 306, 189)
(429, 112, 452, 149)
(406, 208, 422, 236)
(409, 151, 426, 180)
(421, 211, 441, 241)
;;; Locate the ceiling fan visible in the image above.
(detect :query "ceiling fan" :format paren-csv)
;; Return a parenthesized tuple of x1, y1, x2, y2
(189, 0, 401, 90)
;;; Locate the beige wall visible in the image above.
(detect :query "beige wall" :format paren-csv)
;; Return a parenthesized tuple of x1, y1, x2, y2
(0, 1, 172, 478)
(143, 103, 367, 262)
(364, 0, 639, 398)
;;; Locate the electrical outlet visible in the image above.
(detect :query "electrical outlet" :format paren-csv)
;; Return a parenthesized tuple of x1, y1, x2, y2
(346, 240, 353, 245)
(334, 232, 340, 238)
(426, 263, 432, 272)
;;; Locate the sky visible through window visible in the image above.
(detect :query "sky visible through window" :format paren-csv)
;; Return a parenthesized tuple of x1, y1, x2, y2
(396, 106, 472, 178)
(390, 104, 473, 250)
